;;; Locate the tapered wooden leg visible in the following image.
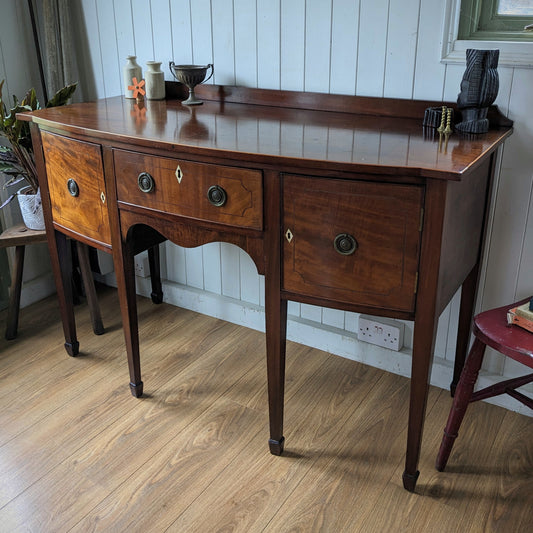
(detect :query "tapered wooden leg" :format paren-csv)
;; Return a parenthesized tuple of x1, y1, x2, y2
(452, 264, 480, 395)
(264, 170, 286, 455)
(148, 245, 163, 304)
(55, 231, 79, 356)
(402, 315, 438, 492)
(436, 338, 486, 471)
(265, 294, 287, 455)
(5, 245, 25, 340)
(114, 239, 143, 397)
(77, 242, 104, 335)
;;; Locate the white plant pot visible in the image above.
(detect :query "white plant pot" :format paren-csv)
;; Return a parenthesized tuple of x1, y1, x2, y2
(17, 187, 45, 230)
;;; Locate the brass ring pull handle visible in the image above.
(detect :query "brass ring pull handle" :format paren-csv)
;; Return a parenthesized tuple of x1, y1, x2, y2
(67, 178, 79, 197)
(138, 172, 155, 193)
(333, 233, 357, 256)
(207, 185, 227, 207)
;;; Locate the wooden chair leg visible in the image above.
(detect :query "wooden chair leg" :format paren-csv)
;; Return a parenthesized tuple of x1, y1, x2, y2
(77, 242, 105, 335)
(5, 245, 25, 340)
(148, 245, 163, 304)
(436, 337, 486, 471)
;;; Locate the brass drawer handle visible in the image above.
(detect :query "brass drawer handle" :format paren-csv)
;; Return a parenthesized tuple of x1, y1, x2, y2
(207, 185, 227, 207)
(67, 178, 79, 197)
(138, 172, 155, 193)
(334, 233, 357, 256)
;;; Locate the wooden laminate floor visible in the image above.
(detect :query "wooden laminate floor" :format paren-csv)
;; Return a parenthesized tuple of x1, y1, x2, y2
(0, 286, 531, 532)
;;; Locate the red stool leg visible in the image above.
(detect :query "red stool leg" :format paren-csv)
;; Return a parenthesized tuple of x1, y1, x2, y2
(436, 337, 486, 471)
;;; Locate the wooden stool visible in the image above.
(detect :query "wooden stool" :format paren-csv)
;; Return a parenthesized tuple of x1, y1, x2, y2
(0, 224, 103, 339)
(436, 298, 533, 471)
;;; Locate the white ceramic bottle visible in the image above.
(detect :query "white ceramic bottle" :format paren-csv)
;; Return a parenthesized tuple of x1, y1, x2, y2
(123, 56, 142, 99)
(145, 61, 165, 100)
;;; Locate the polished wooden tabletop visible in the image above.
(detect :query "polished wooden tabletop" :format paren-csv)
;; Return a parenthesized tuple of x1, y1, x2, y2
(22, 86, 512, 180)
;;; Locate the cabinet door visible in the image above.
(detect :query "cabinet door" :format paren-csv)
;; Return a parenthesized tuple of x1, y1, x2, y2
(283, 175, 423, 313)
(41, 131, 111, 246)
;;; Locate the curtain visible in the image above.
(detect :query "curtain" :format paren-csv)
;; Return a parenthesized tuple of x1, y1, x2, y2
(42, 0, 79, 96)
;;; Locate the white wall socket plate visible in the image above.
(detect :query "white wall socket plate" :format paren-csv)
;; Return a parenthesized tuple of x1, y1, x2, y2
(357, 314, 404, 351)
(134, 252, 150, 278)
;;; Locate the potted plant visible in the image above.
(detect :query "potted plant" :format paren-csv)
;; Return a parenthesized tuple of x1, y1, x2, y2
(0, 80, 77, 229)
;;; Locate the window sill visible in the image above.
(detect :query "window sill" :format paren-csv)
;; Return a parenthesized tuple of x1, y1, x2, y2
(442, 39, 533, 68)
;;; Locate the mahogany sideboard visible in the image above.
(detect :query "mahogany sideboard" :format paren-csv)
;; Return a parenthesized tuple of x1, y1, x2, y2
(20, 85, 512, 492)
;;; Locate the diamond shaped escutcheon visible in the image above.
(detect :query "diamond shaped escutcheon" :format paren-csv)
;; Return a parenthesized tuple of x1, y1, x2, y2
(175, 165, 183, 183)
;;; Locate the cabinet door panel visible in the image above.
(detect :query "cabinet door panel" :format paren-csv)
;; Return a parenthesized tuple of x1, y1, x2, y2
(283, 175, 423, 312)
(41, 131, 110, 246)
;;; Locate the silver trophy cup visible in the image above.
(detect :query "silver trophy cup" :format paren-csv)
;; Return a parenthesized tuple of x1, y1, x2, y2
(169, 62, 214, 105)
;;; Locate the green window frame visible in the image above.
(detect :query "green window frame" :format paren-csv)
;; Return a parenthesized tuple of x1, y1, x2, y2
(459, 0, 533, 41)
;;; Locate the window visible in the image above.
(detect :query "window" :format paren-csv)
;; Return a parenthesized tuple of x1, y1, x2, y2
(442, 0, 533, 67)
(459, 0, 533, 41)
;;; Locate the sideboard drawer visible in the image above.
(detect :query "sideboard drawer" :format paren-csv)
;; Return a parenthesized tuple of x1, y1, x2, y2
(114, 150, 263, 230)
(282, 175, 423, 312)
(41, 131, 111, 246)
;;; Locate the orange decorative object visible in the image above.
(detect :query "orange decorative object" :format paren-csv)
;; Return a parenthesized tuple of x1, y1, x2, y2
(130, 102, 147, 130)
(128, 77, 146, 99)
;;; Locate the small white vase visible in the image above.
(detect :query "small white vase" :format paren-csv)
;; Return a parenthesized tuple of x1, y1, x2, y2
(17, 187, 45, 230)
(123, 55, 142, 99)
(145, 61, 165, 100)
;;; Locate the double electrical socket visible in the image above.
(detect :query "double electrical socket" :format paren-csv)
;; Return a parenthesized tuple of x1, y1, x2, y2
(357, 314, 404, 351)
(134, 254, 150, 278)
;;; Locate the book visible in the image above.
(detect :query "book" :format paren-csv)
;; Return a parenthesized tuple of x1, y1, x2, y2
(515, 300, 533, 321)
(507, 304, 533, 334)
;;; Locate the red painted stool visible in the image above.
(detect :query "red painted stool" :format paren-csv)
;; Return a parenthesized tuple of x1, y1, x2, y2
(436, 297, 533, 471)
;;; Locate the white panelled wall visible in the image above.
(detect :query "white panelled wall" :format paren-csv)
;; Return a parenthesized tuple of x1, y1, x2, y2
(4, 0, 532, 413)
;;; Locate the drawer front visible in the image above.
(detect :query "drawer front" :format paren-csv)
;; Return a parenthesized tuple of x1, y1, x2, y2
(283, 175, 423, 312)
(41, 131, 111, 245)
(114, 150, 263, 230)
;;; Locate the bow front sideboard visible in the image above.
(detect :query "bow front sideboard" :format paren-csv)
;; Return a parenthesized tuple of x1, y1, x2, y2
(20, 85, 512, 491)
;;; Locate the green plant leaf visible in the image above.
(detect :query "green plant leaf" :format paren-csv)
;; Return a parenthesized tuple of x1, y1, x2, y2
(0, 164, 24, 175)
(0, 146, 17, 160)
(46, 82, 77, 108)
(3, 174, 26, 187)
(0, 193, 15, 209)
(0, 80, 4, 123)
(0, 161, 19, 172)
(21, 88, 38, 111)
(3, 104, 32, 142)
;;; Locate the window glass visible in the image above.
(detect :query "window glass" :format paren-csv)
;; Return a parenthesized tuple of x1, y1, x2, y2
(497, 0, 533, 16)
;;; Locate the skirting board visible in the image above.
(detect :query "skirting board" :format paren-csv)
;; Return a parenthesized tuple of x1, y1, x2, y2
(101, 273, 532, 418)
(20, 272, 56, 309)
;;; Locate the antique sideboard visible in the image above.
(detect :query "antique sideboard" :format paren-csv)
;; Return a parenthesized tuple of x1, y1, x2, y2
(20, 84, 512, 491)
